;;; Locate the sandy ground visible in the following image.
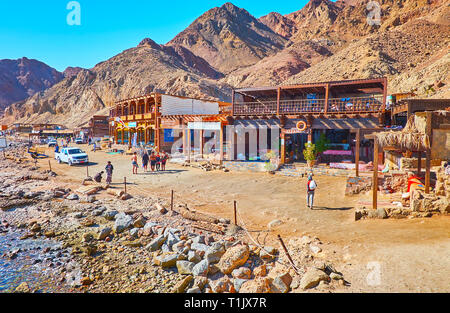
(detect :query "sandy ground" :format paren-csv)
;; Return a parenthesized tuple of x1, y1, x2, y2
(33, 144, 450, 293)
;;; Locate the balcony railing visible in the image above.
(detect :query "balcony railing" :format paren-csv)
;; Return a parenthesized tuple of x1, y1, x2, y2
(233, 96, 384, 116)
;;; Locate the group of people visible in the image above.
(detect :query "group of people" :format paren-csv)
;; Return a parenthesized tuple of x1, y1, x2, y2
(132, 150, 169, 175)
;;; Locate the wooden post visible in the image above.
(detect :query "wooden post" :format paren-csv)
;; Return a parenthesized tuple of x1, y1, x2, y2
(324, 84, 329, 114)
(425, 149, 431, 194)
(233, 200, 237, 226)
(219, 125, 224, 164)
(182, 126, 187, 156)
(355, 129, 360, 177)
(124, 177, 127, 194)
(48, 160, 52, 172)
(276, 87, 281, 116)
(280, 132, 286, 165)
(231, 90, 235, 116)
(200, 129, 204, 159)
(425, 111, 432, 194)
(187, 129, 191, 162)
(171, 190, 174, 211)
(372, 137, 379, 210)
(417, 151, 422, 175)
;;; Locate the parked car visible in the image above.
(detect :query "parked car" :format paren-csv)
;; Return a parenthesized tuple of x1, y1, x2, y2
(75, 138, 84, 144)
(48, 139, 57, 147)
(55, 147, 89, 166)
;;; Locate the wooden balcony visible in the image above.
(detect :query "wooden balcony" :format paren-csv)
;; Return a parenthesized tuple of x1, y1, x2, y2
(233, 96, 384, 116)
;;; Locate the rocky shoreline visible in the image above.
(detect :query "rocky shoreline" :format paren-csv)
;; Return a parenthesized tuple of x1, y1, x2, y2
(0, 147, 349, 293)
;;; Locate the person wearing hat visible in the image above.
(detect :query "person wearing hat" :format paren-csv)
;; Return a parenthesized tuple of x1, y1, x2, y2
(307, 173, 317, 209)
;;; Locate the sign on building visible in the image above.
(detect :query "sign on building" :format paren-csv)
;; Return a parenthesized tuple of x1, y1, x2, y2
(161, 95, 219, 116)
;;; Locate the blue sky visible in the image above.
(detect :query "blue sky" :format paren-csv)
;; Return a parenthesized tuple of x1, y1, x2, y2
(0, 1, 316, 72)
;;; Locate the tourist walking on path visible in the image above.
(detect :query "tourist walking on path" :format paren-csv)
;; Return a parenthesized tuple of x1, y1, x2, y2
(150, 152, 157, 172)
(161, 152, 168, 171)
(105, 161, 114, 185)
(307, 173, 317, 209)
(131, 152, 139, 175)
(155, 152, 161, 171)
(142, 151, 149, 172)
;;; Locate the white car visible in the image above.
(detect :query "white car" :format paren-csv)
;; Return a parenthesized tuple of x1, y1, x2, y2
(55, 147, 89, 166)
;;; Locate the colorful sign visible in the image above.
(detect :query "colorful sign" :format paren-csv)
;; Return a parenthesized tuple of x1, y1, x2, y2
(128, 122, 137, 128)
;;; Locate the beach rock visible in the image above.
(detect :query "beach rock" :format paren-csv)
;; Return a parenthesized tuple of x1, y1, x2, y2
(14, 282, 31, 293)
(192, 259, 209, 277)
(233, 278, 249, 292)
(300, 268, 330, 290)
(67, 194, 79, 201)
(260, 246, 277, 260)
(268, 219, 283, 229)
(133, 216, 145, 228)
(205, 242, 226, 264)
(271, 273, 292, 293)
(173, 275, 193, 293)
(191, 242, 209, 252)
(239, 277, 272, 293)
(103, 210, 119, 221)
(176, 261, 195, 275)
(98, 227, 112, 240)
(217, 245, 250, 275)
(253, 264, 267, 277)
(376, 207, 388, 219)
(186, 287, 201, 293)
(146, 235, 167, 252)
(232, 267, 252, 279)
(187, 250, 202, 264)
(86, 195, 96, 203)
(309, 244, 322, 254)
(210, 276, 235, 293)
(114, 213, 133, 234)
(155, 253, 178, 268)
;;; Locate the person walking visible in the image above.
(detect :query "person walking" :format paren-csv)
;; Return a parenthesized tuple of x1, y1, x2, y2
(142, 151, 149, 172)
(306, 173, 317, 209)
(150, 152, 157, 172)
(161, 152, 168, 171)
(131, 152, 139, 175)
(155, 152, 161, 171)
(105, 161, 114, 185)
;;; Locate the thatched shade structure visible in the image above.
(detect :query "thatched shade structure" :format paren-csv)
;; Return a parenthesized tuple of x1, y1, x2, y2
(375, 116, 430, 151)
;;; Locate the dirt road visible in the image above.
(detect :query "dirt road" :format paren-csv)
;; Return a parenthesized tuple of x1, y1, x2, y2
(35, 144, 450, 292)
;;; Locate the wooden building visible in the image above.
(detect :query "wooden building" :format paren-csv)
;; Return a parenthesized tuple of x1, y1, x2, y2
(109, 93, 231, 152)
(231, 77, 388, 164)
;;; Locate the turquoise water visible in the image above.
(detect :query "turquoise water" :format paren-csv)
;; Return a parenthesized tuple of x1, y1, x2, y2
(0, 230, 68, 293)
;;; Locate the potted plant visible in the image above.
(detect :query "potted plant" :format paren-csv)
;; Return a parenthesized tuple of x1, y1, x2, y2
(303, 142, 316, 167)
(314, 133, 330, 163)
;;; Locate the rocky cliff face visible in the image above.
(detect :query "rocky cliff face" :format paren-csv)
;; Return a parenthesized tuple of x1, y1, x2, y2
(1, 0, 449, 127)
(0, 57, 64, 112)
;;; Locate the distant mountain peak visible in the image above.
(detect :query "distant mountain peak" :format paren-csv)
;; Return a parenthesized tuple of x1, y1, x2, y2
(138, 38, 161, 50)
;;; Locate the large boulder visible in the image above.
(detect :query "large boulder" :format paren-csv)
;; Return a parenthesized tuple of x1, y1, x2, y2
(299, 268, 330, 290)
(146, 235, 167, 252)
(154, 253, 179, 268)
(176, 261, 195, 275)
(114, 213, 133, 234)
(192, 259, 209, 277)
(217, 245, 250, 275)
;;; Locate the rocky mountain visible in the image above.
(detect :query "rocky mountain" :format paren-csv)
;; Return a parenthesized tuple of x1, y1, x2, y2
(167, 2, 288, 73)
(284, 11, 450, 98)
(0, 57, 64, 113)
(63, 67, 84, 78)
(2, 43, 231, 128)
(1, 0, 449, 127)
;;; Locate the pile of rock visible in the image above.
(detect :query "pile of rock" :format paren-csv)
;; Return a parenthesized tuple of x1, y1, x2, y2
(182, 161, 227, 172)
